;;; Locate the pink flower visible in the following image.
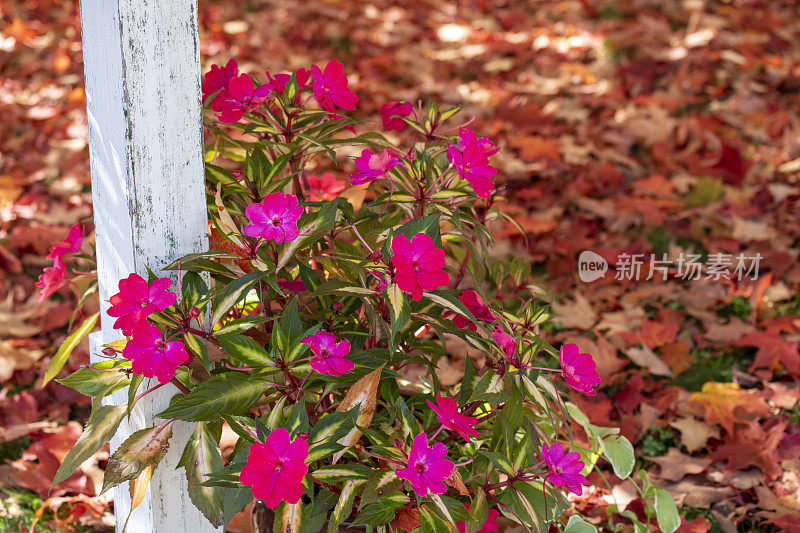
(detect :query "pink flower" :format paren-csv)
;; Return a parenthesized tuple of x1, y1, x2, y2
(380, 101, 413, 132)
(307, 172, 345, 201)
(391, 233, 449, 302)
(278, 276, 308, 293)
(46, 224, 83, 261)
(213, 73, 271, 123)
(36, 257, 66, 302)
(559, 343, 601, 396)
(395, 433, 454, 496)
(302, 331, 354, 376)
(122, 322, 190, 383)
(541, 443, 589, 496)
(310, 60, 359, 112)
(427, 394, 481, 442)
(447, 128, 498, 198)
(491, 326, 517, 361)
(266, 68, 312, 95)
(349, 149, 401, 185)
(457, 505, 499, 533)
(202, 59, 238, 105)
(243, 192, 304, 244)
(451, 290, 496, 331)
(107, 274, 177, 336)
(240, 428, 309, 508)
(452, 127, 499, 157)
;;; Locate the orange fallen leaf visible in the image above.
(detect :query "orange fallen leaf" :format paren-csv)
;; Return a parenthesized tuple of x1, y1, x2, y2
(688, 382, 769, 435)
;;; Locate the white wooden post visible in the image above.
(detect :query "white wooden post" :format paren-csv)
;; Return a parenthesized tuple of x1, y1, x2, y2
(81, 0, 217, 530)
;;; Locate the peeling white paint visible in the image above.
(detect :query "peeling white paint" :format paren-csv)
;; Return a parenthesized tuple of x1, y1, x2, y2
(81, 0, 215, 530)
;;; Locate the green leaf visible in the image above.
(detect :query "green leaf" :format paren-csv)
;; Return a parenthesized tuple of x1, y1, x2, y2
(216, 333, 273, 367)
(601, 434, 635, 479)
(276, 200, 339, 270)
(52, 404, 126, 487)
(393, 213, 442, 247)
(327, 479, 365, 533)
(182, 422, 224, 527)
(223, 486, 253, 530)
(311, 465, 371, 483)
(58, 367, 129, 397)
(384, 283, 409, 340)
(352, 494, 408, 527)
(478, 450, 514, 476)
(654, 488, 680, 533)
(157, 373, 268, 422)
(102, 420, 174, 493)
(184, 333, 209, 369)
(308, 410, 355, 445)
(423, 291, 479, 329)
(44, 312, 99, 385)
(273, 501, 304, 532)
(468, 371, 508, 404)
(211, 271, 268, 326)
(313, 280, 375, 297)
(419, 505, 449, 533)
(213, 315, 269, 336)
(564, 515, 597, 532)
(286, 401, 309, 437)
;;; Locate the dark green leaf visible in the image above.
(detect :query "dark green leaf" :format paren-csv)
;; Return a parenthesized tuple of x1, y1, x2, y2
(52, 404, 126, 487)
(157, 373, 268, 422)
(182, 422, 224, 526)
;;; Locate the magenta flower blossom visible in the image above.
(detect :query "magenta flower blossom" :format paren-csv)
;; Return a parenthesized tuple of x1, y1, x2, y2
(277, 276, 308, 293)
(213, 73, 271, 123)
(302, 330, 354, 377)
(240, 428, 309, 508)
(453, 127, 499, 157)
(202, 59, 238, 105)
(451, 290, 496, 331)
(380, 101, 413, 132)
(36, 257, 66, 302)
(559, 343, 602, 396)
(310, 60, 359, 112)
(349, 149, 401, 185)
(541, 443, 589, 496)
(457, 505, 499, 533)
(107, 274, 177, 336)
(46, 224, 83, 261)
(427, 394, 481, 442)
(307, 172, 345, 201)
(447, 128, 498, 198)
(395, 433, 454, 496)
(266, 67, 312, 97)
(122, 323, 190, 383)
(391, 233, 449, 302)
(491, 326, 517, 361)
(243, 192, 304, 244)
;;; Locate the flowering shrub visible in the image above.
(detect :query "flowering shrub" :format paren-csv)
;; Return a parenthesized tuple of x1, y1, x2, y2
(46, 59, 680, 532)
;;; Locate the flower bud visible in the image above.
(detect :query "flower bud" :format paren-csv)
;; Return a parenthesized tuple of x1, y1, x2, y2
(370, 250, 384, 261)
(101, 347, 117, 357)
(189, 307, 201, 318)
(333, 301, 344, 312)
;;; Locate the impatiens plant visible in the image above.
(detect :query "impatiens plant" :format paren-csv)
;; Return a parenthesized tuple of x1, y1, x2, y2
(44, 58, 679, 532)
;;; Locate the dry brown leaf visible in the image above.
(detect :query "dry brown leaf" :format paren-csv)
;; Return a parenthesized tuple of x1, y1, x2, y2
(552, 293, 597, 330)
(332, 365, 384, 463)
(669, 416, 720, 453)
(649, 448, 712, 482)
(625, 345, 673, 377)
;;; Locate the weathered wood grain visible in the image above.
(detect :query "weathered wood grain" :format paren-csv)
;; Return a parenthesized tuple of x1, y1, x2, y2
(81, 0, 216, 530)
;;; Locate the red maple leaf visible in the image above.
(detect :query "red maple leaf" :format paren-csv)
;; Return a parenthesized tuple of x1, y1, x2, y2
(737, 331, 800, 375)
